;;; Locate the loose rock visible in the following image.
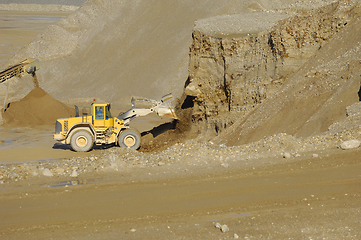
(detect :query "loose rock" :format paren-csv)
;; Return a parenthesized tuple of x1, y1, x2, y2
(42, 168, 53, 177)
(9, 172, 19, 179)
(215, 222, 222, 228)
(220, 224, 229, 233)
(71, 170, 79, 178)
(283, 152, 291, 159)
(54, 168, 65, 175)
(221, 163, 229, 168)
(340, 140, 361, 150)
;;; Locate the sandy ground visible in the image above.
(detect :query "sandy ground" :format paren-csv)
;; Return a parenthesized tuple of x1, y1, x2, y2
(0, 126, 93, 163)
(1, 2, 361, 240)
(0, 142, 360, 239)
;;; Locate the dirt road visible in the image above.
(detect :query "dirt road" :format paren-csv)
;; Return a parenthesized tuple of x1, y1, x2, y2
(1, 149, 360, 239)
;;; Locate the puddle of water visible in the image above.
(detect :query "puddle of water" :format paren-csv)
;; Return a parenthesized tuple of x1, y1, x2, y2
(50, 180, 84, 188)
(0, 139, 14, 144)
(49, 179, 98, 188)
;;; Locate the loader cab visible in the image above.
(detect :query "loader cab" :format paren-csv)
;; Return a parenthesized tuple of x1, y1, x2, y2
(92, 103, 113, 128)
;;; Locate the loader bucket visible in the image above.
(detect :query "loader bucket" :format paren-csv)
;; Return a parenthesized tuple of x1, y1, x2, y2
(157, 105, 178, 119)
(157, 94, 178, 119)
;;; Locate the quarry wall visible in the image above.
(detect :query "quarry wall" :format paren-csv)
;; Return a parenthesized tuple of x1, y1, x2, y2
(183, 0, 360, 136)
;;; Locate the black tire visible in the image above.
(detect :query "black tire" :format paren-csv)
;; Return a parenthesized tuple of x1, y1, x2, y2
(118, 129, 141, 150)
(70, 130, 94, 152)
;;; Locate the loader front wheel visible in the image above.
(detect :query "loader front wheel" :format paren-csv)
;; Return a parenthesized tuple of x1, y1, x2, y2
(70, 130, 94, 152)
(118, 129, 141, 150)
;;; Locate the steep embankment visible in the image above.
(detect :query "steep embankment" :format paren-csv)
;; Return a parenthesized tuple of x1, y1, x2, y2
(224, 15, 361, 145)
(1, 0, 343, 106)
(180, 0, 361, 145)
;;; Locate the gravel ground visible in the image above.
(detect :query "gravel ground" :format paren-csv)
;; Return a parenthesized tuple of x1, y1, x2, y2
(1, 119, 359, 187)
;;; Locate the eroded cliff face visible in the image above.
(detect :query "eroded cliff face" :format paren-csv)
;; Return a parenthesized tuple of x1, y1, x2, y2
(183, 0, 359, 136)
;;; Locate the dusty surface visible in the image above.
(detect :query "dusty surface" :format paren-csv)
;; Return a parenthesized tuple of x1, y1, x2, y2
(0, 126, 92, 163)
(0, 144, 360, 239)
(1, 1, 361, 239)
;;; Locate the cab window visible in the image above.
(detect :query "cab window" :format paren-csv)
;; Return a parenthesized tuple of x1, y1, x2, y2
(106, 105, 112, 119)
(95, 106, 104, 119)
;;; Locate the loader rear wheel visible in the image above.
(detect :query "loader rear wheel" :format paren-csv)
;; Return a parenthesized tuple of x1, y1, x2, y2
(70, 130, 94, 152)
(118, 129, 141, 150)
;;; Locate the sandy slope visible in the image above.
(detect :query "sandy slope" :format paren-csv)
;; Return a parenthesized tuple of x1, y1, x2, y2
(1, 0, 345, 105)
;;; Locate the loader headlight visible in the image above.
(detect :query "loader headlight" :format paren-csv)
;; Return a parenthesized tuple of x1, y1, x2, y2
(55, 121, 62, 134)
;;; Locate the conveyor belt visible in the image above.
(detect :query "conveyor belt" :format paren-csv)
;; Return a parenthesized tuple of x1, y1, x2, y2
(0, 58, 39, 84)
(1, 58, 39, 113)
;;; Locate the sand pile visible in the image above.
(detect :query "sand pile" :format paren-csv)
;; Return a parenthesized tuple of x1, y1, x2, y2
(1, 87, 75, 127)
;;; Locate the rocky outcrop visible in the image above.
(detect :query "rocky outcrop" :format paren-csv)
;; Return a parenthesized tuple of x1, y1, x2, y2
(183, 0, 360, 136)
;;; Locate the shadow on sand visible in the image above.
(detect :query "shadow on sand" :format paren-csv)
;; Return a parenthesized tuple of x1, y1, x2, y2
(52, 142, 115, 152)
(141, 121, 177, 138)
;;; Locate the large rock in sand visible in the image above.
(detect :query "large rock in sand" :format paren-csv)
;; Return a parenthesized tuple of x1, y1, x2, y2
(340, 140, 361, 150)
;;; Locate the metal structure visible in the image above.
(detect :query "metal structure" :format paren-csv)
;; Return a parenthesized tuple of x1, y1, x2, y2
(0, 58, 39, 112)
(53, 94, 178, 152)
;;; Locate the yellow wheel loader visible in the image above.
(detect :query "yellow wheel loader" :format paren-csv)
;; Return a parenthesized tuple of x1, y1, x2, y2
(53, 94, 177, 152)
